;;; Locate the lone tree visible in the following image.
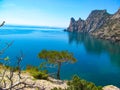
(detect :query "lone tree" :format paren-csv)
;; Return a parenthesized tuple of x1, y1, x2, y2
(38, 50, 77, 79)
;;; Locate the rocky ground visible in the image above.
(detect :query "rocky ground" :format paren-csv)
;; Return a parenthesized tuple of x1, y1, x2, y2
(103, 85, 120, 90)
(0, 70, 68, 90)
(0, 67, 119, 90)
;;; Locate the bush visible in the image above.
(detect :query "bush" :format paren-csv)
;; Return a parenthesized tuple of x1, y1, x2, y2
(52, 75, 103, 90)
(31, 71, 48, 80)
(26, 65, 48, 80)
(67, 75, 103, 90)
(51, 87, 63, 90)
(4, 65, 19, 72)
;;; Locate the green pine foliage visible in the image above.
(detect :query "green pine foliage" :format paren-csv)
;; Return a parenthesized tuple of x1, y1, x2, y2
(38, 50, 77, 79)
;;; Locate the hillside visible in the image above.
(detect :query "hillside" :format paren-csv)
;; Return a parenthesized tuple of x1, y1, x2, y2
(92, 9, 120, 42)
(66, 8, 120, 42)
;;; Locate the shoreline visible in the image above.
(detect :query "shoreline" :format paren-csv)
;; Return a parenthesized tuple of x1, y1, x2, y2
(0, 68, 119, 90)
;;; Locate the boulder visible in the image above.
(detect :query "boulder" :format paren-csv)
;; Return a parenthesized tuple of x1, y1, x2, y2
(103, 85, 120, 90)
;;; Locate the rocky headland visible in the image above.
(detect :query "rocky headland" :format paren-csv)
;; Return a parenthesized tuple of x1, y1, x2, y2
(66, 8, 120, 42)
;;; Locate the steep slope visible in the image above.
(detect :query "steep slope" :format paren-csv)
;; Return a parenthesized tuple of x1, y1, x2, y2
(67, 10, 111, 32)
(66, 8, 120, 42)
(85, 10, 111, 32)
(67, 17, 85, 32)
(92, 8, 120, 42)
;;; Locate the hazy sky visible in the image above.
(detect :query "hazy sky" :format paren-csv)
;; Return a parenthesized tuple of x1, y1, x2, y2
(0, 0, 120, 27)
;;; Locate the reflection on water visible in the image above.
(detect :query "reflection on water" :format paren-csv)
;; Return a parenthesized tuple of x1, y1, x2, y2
(68, 32, 120, 68)
(0, 25, 120, 87)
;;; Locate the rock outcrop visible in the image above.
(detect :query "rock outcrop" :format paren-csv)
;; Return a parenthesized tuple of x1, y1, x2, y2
(67, 10, 111, 32)
(103, 85, 120, 90)
(66, 8, 120, 42)
(85, 10, 111, 32)
(67, 17, 85, 32)
(92, 8, 120, 42)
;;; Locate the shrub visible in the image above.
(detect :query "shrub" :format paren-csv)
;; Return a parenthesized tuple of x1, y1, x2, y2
(31, 71, 48, 80)
(26, 65, 48, 80)
(51, 87, 63, 90)
(50, 75, 103, 90)
(67, 75, 103, 90)
(4, 65, 19, 72)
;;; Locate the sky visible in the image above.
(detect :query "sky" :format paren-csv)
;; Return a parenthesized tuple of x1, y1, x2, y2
(0, 0, 120, 27)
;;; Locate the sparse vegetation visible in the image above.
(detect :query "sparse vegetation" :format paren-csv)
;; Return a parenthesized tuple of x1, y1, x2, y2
(52, 75, 103, 90)
(26, 65, 48, 80)
(67, 75, 102, 90)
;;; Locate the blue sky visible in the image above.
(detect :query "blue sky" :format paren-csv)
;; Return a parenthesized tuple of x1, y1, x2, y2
(0, 0, 120, 27)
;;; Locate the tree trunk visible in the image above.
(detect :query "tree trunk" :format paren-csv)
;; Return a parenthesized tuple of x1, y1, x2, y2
(57, 63, 61, 79)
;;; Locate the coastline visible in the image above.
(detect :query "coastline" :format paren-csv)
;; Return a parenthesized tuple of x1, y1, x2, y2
(0, 68, 119, 90)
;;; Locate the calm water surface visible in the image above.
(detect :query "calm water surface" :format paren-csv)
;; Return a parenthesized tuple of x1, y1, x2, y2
(0, 25, 120, 87)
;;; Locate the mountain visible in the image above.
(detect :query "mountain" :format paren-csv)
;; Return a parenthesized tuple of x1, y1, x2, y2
(92, 8, 120, 42)
(67, 17, 85, 32)
(85, 10, 111, 32)
(66, 8, 120, 42)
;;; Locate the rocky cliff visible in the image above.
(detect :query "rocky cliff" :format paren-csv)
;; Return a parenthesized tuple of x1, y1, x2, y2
(67, 17, 85, 32)
(66, 8, 120, 42)
(67, 10, 111, 32)
(85, 10, 111, 32)
(92, 8, 120, 42)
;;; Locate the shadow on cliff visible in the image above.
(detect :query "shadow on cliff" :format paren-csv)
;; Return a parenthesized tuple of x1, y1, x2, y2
(67, 32, 120, 68)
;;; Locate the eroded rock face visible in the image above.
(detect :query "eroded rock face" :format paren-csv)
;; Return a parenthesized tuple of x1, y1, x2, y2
(66, 8, 120, 42)
(67, 9, 111, 32)
(77, 18, 86, 32)
(92, 8, 120, 42)
(85, 10, 111, 32)
(67, 17, 81, 32)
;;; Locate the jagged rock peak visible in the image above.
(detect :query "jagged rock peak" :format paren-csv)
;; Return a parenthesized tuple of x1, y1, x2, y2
(84, 9, 111, 32)
(117, 8, 120, 13)
(77, 18, 84, 22)
(70, 17, 75, 22)
(112, 8, 120, 19)
(91, 9, 107, 13)
(87, 9, 109, 19)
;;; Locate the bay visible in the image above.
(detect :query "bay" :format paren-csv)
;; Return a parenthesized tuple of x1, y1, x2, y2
(0, 25, 120, 87)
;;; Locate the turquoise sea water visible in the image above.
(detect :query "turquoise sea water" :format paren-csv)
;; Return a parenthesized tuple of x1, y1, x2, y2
(0, 25, 120, 87)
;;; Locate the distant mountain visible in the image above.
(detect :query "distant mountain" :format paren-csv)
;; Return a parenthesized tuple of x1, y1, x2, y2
(66, 8, 120, 42)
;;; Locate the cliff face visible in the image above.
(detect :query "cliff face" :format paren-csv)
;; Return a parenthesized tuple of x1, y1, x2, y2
(67, 8, 120, 42)
(67, 10, 111, 32)
(92, 8, 120, 42)
(85, 10, 111, 32)
(67, 17, 85, 32)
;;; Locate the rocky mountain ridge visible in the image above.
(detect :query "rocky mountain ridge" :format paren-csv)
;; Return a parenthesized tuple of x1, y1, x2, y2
(66, 8, 120, 42)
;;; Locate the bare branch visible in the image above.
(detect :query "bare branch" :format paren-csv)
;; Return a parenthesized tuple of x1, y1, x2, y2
(0, 21, 5, 27)
(0, 41, 14, 55)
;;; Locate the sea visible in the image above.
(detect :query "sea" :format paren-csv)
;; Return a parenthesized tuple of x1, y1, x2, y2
(0, 25, 120, 87)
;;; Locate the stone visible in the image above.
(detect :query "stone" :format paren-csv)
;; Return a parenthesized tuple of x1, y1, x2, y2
(103, 85, 120, 90)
